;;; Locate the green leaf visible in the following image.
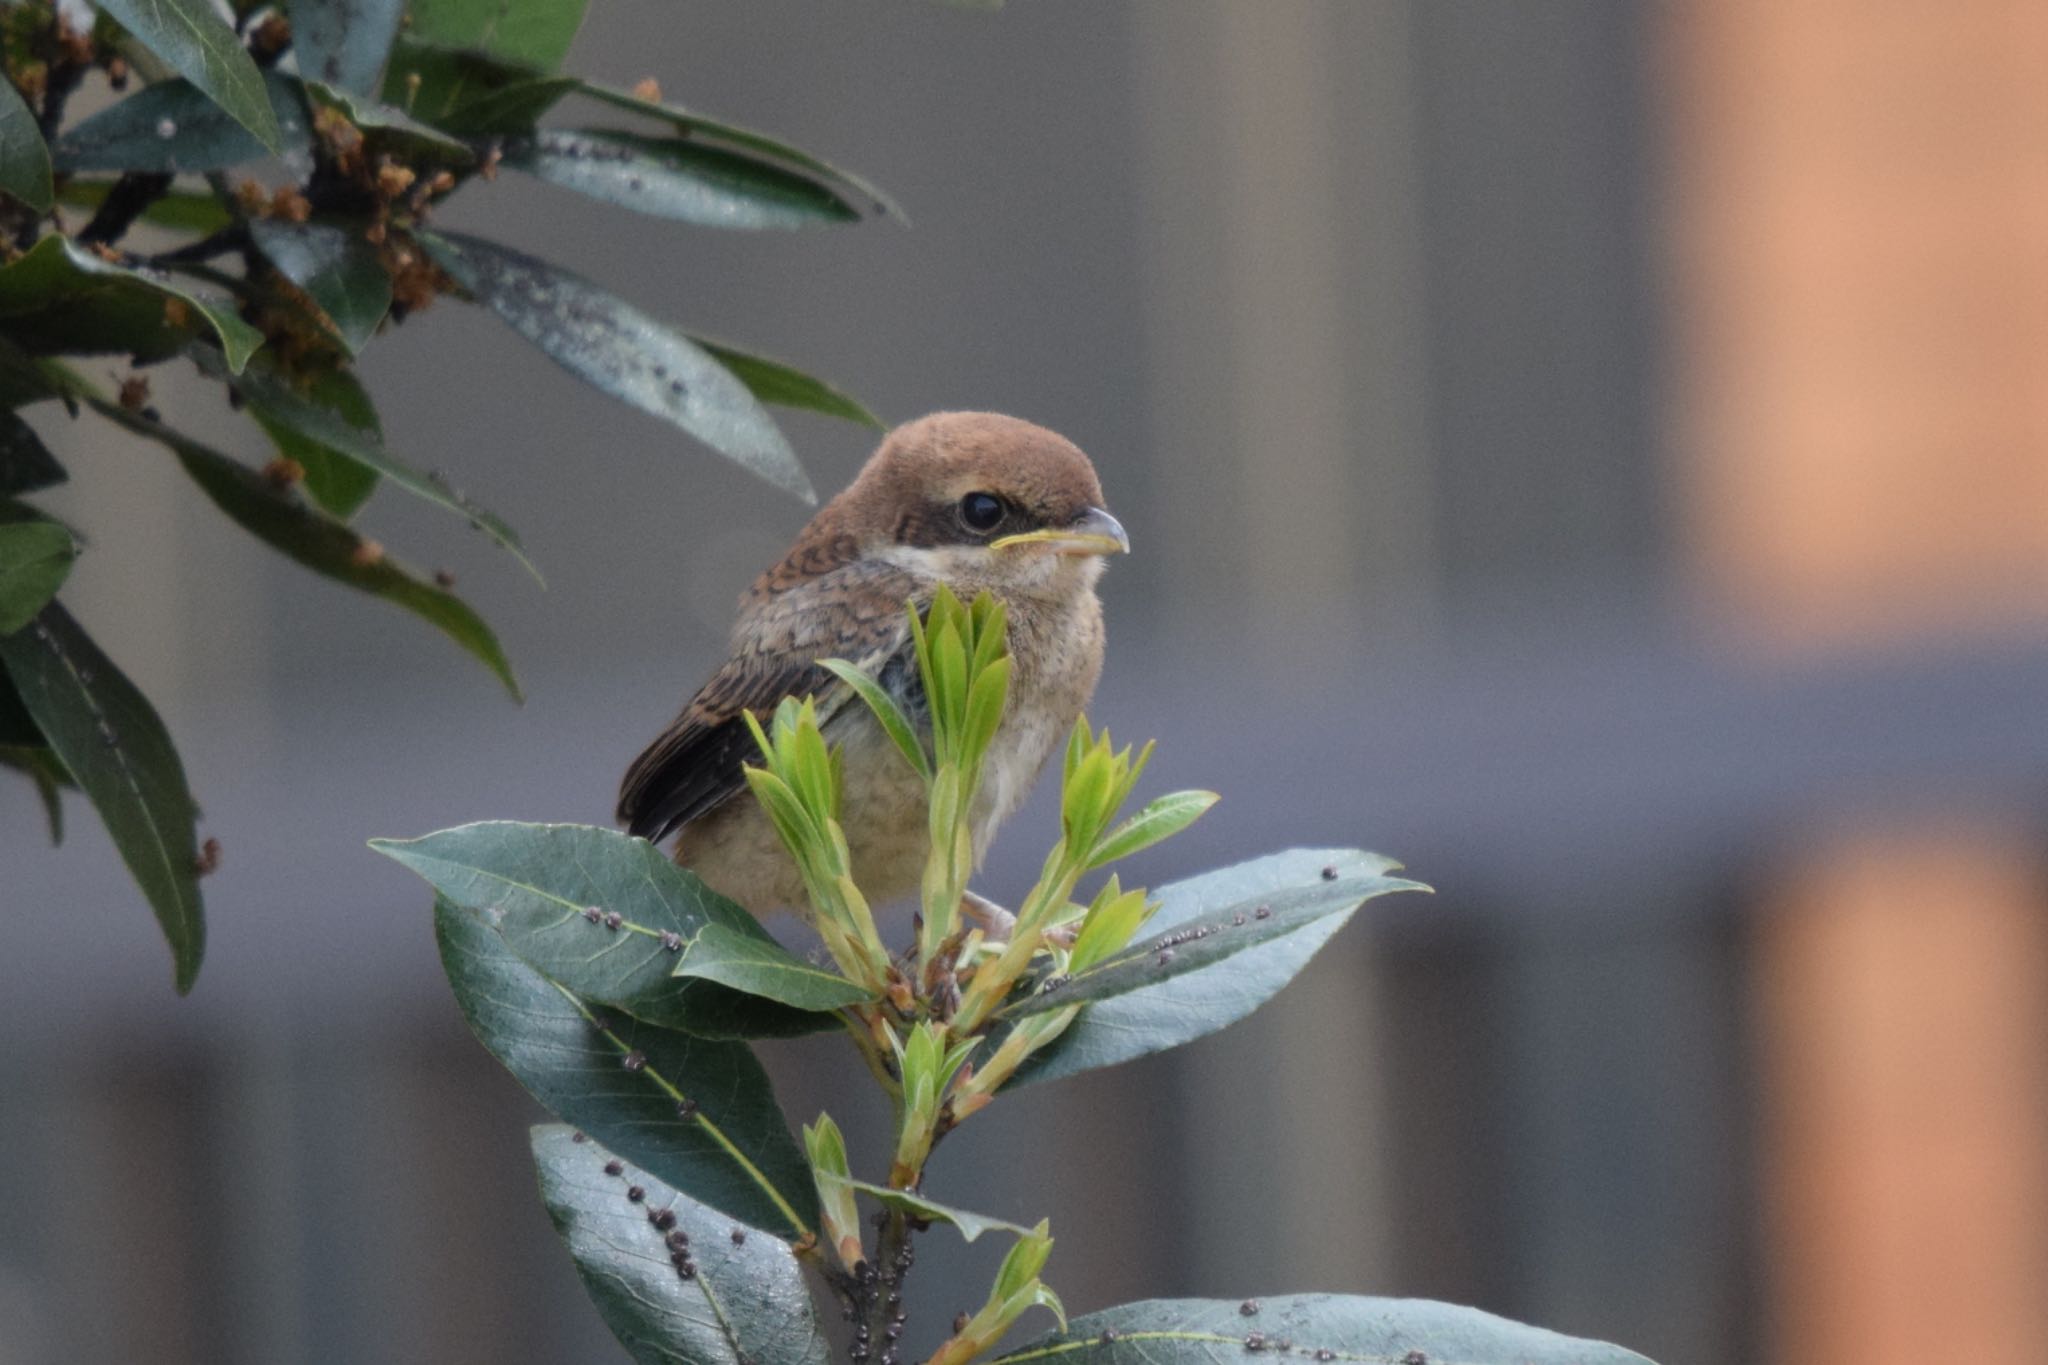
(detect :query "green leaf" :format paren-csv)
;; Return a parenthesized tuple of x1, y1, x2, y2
(83, 394, 520, 697)
(530, 1125, 830, 1365)
(372, 821, 836, 1039)
(997, 1296, 1657, 1365)
(575, 82, 903, 222)
(818, 657, 929, 781)
(94, 0, 286, 152)
(844, 1181, 1033, 1244)
(506, 129, 860, 229)
(58, 179, 232, 235)
(429, 74, 576, 136)
(0, 236, 261, 371)
(1010, 851, 1410, 1088)
(436, 899, 818, 1239)
(0, 520, 74, 633)
(0, 412, 65, 495)
(243, 364, 378, 518)
(402, 0, 587, 71)
(0, 603, 204, 990)
(670, 921, 869, 1012)
(52, 71, 310, 173)
(1086, 790, 1217, 869)
(300, 79, 475, 165)
(693, 337, 884, 430)
(1005, 852, 1423, 1020)
(378, 38, 539, 127)
(247, 219, 391, 355)
(194, 349, 539, 577)
(0, 70, 52, 211)
(289, 0, 405, 94)
(421, 231, 814, 503)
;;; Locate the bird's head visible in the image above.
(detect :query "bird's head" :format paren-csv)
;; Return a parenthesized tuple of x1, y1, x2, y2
(842, 411, 1129, 594)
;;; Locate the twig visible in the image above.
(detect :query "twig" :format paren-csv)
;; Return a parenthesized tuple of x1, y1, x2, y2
(78, 173, 174, 246)
(145, 221, 250, 264)
(854, 1209, 917, 1365)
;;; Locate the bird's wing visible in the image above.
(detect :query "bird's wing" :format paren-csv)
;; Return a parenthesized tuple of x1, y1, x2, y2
(618, 560, 922, 846)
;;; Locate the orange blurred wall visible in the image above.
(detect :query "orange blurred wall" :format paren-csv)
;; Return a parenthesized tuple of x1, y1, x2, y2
(1664, 2, 2048, 1362)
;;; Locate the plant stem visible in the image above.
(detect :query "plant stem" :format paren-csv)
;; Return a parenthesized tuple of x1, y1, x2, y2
(854, 1208, 915, 1365)
(78, 173, 174, 246)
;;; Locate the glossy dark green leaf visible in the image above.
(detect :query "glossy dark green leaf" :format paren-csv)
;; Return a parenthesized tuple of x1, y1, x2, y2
(93, 0, 285, 152)
(247, 219, 391, 355)
(430, 74, 576, 135)
(0, 741, 68, 843)
(0, 236, 262, 371)
(0, 72, 52, 211)
(670, 922, 868, 1012)
(244, 364, 378, 518)
(693, 338, 883, 430)
(999, 1296, 1656, 1365)
(531, 1125, 830, 1365)
(1010, 851, 1385, 1089)
(58, 179, 232, 234)
(403, 0, 586, 71)
(436, 897, 818, 1238)
(373, 821, 836, 1039)
(575, 82, 902, 222)
(0, 412, 65, 494)
(52, 71, 309, 173)
(289, 0, 404, 94)
(85, 394, 520, 697)
(377, 38, 539, 127)
(421, 231, 813, 502)
(1004, 851, 1423, 1019)
(0, 602, 203, 990)
(507, 129, 859, 229)
(0, 520, 74, 633)
(301, 79, 474, 164)
(845, 1180, 1030, 1244)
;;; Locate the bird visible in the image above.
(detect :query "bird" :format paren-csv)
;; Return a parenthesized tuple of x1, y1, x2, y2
(618, 411, 1129, 919)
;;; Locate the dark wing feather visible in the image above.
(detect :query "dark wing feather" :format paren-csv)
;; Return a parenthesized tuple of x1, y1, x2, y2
(618, 558, 921, 845)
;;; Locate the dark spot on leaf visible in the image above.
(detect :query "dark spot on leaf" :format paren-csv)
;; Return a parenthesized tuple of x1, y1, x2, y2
(571, 1131, 587, 1143)
(603, 911, 623, 930)
(650, 1206, 676, 1229)
(604, 1160, 623, 1176)
(581, 906, 602, 923)
(1321, 865, 1338, 880)
(1240, 1300, 1260, 1317)
(661, 930, 683, 951)
(1255, 905, 1273, 920)
(1157, 949, 1174, 966)
(730, 1226, 746, 1245)
(1245, 1334, 1267, 1352)
(1233, 911, 1247, 926)
(1100, 1330, 1119, 1344)
(676, 1098, 699, 1119)
(1402, 1354, 1428, 1365)
(666, 1229, 690, 1251)
(622, 1049, 647, 1071)
(627, 1184, 645, 1202)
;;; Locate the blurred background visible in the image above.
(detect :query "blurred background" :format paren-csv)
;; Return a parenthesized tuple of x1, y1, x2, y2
(6, 2, 2046, 1362)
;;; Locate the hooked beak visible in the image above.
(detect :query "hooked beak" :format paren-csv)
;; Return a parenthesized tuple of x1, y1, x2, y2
(990, 506, 1131, 557)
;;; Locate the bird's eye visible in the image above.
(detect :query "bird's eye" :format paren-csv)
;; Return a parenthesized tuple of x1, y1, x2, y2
(958, 491, 1005, 533)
